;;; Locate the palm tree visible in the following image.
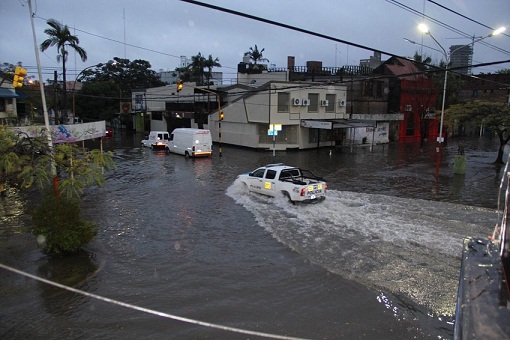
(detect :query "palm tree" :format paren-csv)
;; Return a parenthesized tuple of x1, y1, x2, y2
(203, 54, 221, 86)
(244, 45, 269, 65)
(188, 52, 206, 86)
(40, 18, 87, 123)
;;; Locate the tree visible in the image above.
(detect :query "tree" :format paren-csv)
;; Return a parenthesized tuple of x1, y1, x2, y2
(0, 128, 114, 254)
(188, 52, 207, 86)
(203, 54, 221, 86)
(445, 101, 510, 164)
(76, 57, 165, 121)
(40, 19, 88, 124)
(244, 45, 269, 65)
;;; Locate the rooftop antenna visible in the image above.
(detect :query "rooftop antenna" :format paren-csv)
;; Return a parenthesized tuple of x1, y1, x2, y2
(123, 8, 127, 58)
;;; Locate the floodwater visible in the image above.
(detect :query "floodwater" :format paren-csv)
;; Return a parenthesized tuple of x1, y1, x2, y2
(0, 132, 505, 339)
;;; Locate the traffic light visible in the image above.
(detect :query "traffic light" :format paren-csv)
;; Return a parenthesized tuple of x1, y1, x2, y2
(176, 80, 183, 92)
(13, 66, 27, 88)
(219, 111, 224, 121)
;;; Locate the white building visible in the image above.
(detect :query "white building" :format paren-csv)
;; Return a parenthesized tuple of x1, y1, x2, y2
(209, 81, 348, 150)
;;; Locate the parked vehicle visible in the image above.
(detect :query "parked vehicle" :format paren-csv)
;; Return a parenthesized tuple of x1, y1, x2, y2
(237, 163, 327, 203)
(141, 131, 170, 149)
(165, 128, 212, 158)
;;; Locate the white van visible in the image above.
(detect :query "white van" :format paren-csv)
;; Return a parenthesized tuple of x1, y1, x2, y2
(141, 131, 170, 149)
(166, 128, 213, 158)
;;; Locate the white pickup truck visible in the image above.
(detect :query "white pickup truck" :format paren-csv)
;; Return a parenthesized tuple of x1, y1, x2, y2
(237, 163, 327, 203)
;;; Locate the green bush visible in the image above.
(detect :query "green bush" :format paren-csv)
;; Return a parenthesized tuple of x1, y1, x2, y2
(32, 190, 97, 255)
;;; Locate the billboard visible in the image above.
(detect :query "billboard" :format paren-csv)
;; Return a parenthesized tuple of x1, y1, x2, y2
(11, 121, 107, 144)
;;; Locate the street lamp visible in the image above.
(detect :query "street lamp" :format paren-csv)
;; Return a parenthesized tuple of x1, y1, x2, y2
(417, 23, 505, 178)
(72, 62, 104, 121)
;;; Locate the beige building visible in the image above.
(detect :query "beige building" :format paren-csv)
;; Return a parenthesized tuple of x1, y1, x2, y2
(208, 81, 348, 150)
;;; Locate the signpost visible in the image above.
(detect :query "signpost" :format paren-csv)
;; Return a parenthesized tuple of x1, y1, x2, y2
(268, 124, 282, 156)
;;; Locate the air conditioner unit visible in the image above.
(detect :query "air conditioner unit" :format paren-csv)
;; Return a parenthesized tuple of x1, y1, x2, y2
(302, 99, 310, 106)
(338, 99, 346, 107)
(404, 105, 412, 112)
(320, 100, 329, 107)
(292, 98, 302, 106)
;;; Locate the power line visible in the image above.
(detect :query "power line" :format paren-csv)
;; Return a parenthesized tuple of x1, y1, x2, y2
(33, 15, 182, 60)
(386, 0, 510, 56)
(0, 263, 308, 340)
(426, 0, 510, 39)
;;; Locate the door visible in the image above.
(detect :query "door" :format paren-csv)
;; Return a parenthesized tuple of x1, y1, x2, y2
(246, 168, 266, 194)
(260, 169, 277, 196)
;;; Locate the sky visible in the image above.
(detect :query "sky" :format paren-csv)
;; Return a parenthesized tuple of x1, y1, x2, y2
(1, 0, 510, 85)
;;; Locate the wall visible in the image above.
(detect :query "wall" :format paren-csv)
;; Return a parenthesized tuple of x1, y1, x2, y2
(345, 122, 390, 145)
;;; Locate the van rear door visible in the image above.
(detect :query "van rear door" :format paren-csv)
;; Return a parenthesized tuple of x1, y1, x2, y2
(193, 131, 212, 156)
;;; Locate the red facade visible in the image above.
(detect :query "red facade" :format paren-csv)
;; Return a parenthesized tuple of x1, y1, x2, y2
(398, 77, 439, 143)
(375, 57, 440, 144)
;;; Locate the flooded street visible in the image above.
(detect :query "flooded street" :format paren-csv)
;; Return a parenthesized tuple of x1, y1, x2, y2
(0, 132, 505, 339)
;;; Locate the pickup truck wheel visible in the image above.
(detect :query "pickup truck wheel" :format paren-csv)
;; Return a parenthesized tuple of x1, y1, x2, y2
(242, 182, 249, 194)
(282, 191, 295, 204)
(185, 152, 190, 159)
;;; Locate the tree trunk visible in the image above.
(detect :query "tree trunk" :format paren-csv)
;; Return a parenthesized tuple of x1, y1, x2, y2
(62, 57, 67, 124)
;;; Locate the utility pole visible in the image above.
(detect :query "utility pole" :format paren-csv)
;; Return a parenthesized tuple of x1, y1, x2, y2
(28, 0, 55, 176)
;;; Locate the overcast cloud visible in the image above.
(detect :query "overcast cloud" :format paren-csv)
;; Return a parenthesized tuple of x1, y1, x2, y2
(1, 0, 509, 84)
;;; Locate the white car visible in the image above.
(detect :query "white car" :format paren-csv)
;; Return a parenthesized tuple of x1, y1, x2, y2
(237, 163, 327, 203)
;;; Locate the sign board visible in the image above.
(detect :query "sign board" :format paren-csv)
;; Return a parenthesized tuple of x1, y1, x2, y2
(300, 120, 332, 129)
(10, 121, 107, 144)
(268, 124, 282, 136)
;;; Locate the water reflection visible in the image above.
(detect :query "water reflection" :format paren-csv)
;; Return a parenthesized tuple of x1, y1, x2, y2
(0, 135, 506, 339)
(37, 251, 99, 315)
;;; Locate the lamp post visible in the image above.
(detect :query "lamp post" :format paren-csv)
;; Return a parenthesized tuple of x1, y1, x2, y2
(417, 24, 505, 178)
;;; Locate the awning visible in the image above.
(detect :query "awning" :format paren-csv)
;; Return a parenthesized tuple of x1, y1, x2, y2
(0, 88, 19, 98)
(301, 119, 377, 130)
(332, 120, 377, 129)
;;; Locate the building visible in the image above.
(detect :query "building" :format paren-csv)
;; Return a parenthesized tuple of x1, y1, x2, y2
(459, 73, 510, 103)
(450, 44, 473, 75)
(374, 57, 439, 143)
(135, 54, 406, 149)
(0, 84, 19, 125)
(208, 81, 348, 150)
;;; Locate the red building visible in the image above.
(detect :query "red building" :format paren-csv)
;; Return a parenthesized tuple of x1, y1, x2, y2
(375, 57, 439, 143)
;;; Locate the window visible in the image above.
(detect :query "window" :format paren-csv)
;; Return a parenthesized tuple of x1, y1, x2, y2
(363, 81, 374, 96)
(325, 94, 336, 112)
(0, 99, 5, 112)
(308, 93, 319, 112)
(135, 94, 144, 105)
(258, 124, 298, 144)
(376, 81, 383, 97)
(152, 112, 163, 120)
(277, 92, 290, 112)
(265, 170, 277, 179)
(251, 169, 265, 178)
(406, 115, 415, 136)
